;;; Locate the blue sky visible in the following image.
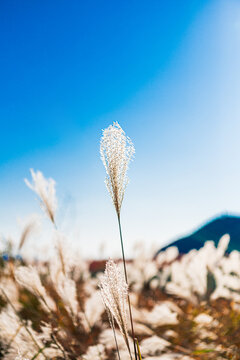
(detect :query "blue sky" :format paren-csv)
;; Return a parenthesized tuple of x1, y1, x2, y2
(1, 0, 240, 258)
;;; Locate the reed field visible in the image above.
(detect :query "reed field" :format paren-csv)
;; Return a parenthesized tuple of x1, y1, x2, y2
(0, 123, 240, 360)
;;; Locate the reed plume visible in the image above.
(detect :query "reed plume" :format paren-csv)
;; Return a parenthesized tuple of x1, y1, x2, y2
(15, 266, 55, 313)
(25, 169, 57, 225)
(100, 122, 135, 217)
(18, 216, 40, 251)
(15, 266, 46, 298)
(99, 259, 132, 359)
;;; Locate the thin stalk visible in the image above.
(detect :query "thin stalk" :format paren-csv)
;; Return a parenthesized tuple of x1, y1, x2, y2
(117, 215, 138, 360)
(6, 324, 22, 352)
(106, 308, 121, 360)
(134, 338, 142, 360)
(113, 324, 121, 360)
(31, 345, 48, 360)
(51, 332, 68, 360)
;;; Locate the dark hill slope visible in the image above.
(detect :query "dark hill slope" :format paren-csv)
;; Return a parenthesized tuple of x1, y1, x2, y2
(158, 215, 240, 255)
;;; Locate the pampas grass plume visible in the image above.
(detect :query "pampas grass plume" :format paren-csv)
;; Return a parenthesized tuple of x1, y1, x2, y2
(25, 169, 57, 224)
(100, 122, 135, 216)
(99, 259, 132, 358)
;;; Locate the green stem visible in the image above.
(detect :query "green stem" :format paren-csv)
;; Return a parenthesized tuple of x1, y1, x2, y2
(135, 338, 142, 360)
(117, 215, 138, 360)
(31, 345, 48, 360)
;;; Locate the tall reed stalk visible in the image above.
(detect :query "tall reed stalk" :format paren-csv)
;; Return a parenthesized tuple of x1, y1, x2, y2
(117, 214, 137, 359)
(100, 122, 138, 360)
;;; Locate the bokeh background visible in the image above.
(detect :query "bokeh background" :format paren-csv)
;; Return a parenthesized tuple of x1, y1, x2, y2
(1, 0, 240, 258)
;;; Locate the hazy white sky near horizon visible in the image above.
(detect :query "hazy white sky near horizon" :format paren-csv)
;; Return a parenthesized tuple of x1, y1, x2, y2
(1, 0, 240, 258)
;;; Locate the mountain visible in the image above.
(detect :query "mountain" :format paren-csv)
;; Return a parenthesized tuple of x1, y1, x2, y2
(157, 214, 240, 255)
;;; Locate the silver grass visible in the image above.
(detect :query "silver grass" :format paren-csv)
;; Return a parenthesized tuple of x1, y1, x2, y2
(14, 266, 55, 312)
(18, 215, 40, 251)
(100, 122, 135, 216)
(25, 169, 57, 224)
(99, 259, 132, 358)
(15, 266, 46, 298)
(100, 122, 137, 359)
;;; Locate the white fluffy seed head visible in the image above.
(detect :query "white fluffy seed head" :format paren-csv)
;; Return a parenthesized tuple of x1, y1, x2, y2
(25, 169, 57, 224)
(100, 122, 135, 216)
(15, 266, 56, 313)
(99, 259, 131, 354)
(15, 266, 45, 298)
(18, 215, 41, 251)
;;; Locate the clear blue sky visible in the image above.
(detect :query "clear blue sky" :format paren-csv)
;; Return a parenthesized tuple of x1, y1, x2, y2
(1, 0, 240, 258)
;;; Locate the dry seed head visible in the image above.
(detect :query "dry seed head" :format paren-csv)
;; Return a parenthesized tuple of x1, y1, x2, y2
(15, 266, 45, 298)
(99, 259, 131, 355)
(18, 215, 40, 251)
(25, 169, 57, 224)
(14, 266, 55, 312)
(100, 122, 135, 216)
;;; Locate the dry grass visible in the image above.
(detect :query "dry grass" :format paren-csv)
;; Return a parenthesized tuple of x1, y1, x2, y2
(1, 124, 240, 359)
(0, 241, 240, 360)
